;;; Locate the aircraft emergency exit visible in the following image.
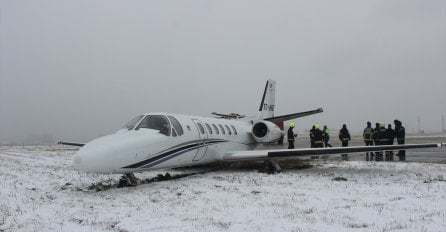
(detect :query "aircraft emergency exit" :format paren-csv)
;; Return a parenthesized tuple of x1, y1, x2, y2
(63, 80, 445, 184)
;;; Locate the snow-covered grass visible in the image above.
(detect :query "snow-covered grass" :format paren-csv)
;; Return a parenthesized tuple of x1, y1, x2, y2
(0, 146, 445, 232)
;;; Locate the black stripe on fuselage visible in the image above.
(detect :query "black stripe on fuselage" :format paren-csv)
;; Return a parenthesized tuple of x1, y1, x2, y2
(122, 139, 227, 169)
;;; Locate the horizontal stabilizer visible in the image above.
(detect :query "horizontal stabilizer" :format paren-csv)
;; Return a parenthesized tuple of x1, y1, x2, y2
(263, 108, 323, 124)
(222, 143, 441, 161)
(58, 141, 85, 147)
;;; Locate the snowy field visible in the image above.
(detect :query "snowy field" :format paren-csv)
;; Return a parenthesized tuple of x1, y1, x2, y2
(1, 145, 446, 232)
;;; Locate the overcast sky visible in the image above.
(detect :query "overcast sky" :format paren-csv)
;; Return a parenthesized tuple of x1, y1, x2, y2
(1, 0, 445, 144)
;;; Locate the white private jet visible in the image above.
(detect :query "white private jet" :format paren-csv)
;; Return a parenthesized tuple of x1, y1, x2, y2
(62, 79, 445, 185)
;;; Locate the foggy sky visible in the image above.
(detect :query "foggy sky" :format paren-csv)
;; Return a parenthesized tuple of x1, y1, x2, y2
(1, 0, 445, 144)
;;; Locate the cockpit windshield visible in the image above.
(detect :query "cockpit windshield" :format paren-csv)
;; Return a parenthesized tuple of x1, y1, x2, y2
(135, 115, 171, 136)
(123, 115, 144, 130)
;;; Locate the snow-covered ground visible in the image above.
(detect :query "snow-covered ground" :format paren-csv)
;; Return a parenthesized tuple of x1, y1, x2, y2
(1, 146, 445, 232)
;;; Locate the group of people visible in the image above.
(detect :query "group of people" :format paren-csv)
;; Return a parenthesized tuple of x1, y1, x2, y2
(286, 119, 406, 161)
(363, 119, 406, 161)
(287, 123, 351, 149)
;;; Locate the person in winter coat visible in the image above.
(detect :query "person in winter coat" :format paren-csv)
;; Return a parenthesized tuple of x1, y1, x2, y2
(363, 121, 374, 161)
(339, 124, 351, 160)
(322, 125, 332, 147)
(287, 122, 297, 149)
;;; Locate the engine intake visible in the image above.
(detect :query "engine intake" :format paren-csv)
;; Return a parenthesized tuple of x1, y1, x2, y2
(252, 121, 283, 143)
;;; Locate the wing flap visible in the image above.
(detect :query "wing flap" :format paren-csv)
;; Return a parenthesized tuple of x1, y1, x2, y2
(222, 143, 442, 161)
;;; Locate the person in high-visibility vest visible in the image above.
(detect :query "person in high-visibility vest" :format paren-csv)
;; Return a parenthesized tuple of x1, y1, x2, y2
(322, 125, 332, 147)
(287, 122, 297, 149)
(339, 124, 351, 160)
(363, 121, 374, 161)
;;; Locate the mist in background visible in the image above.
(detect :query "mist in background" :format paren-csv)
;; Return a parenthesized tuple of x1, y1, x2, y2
(1, 0, 445, 144)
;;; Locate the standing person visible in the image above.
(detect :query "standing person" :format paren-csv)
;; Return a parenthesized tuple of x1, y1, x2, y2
(363, 121, 374, 161)
(312, 124, 324, 148)
(339, 124, 351, 160)
(287, 122, 297, 149)
(309, 125, 316, 148)
(385, 124, 395, 161)
(394, 119, 406, 161)
(373, 123, 387, 161)
(322, 125, 332, 147)
(373, 122, 381, 160)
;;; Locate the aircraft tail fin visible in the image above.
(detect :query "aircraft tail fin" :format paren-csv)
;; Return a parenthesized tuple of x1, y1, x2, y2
(257, 79, 276, 120)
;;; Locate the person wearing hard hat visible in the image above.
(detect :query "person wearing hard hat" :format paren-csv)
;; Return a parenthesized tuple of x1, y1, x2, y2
(287, 122, 297, 149)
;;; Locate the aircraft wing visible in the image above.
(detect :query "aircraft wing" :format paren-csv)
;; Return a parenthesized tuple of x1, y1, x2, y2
(263, 108, 323, 124)
(58, 141, 85, 147)
(222, 143, 445, 161)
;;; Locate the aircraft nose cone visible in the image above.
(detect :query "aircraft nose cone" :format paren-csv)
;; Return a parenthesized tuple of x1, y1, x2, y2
(73, 146, 110, 173)
(73, 149, 95, 172)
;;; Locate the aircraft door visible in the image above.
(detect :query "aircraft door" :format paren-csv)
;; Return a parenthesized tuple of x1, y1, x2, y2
(192, 119, 208, 161)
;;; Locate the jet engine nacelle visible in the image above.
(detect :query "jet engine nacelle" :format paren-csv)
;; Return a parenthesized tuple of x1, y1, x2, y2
(251, 121, 283, 143)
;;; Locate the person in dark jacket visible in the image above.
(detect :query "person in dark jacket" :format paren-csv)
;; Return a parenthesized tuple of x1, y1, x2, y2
(287, 122, 297, 149)
(363, 121, 374, 161)
(312, 124, 324, 148)
(322, 125, 332, 147)
(339, 124, 351, 160)
(373, 123, 387, 161)
(394, 119, 406, 161)
(309, 125, 316, 148)
(385, 124, 395, 161)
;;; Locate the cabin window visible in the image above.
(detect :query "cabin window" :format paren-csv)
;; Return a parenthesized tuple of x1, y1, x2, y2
(231, 125, 238, 135)
(225, 125, 232, 135)
(168, 116, 184, 136)
(123, 115, 144, 130)
(205, 123, 213, 134)
(197, 123, 205, 134)
(136, 115, 171, 136)
(212, 124, 219, 134)
(219, 124, 225, 134)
